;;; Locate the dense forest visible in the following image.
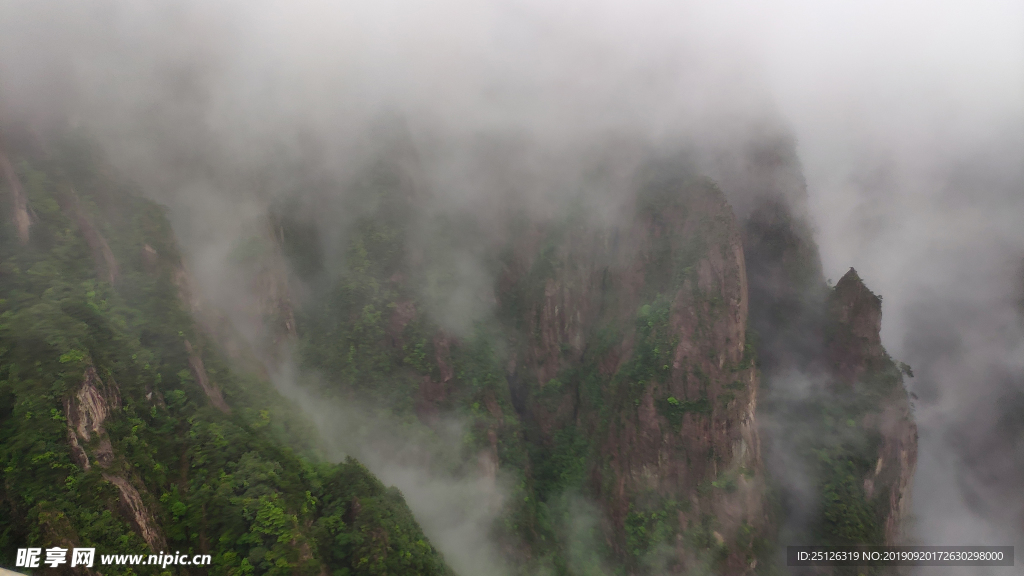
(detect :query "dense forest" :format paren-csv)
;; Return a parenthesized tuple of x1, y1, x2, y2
(0, 133, 453, 575)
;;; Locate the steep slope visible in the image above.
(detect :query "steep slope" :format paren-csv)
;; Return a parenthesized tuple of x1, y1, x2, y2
(270, 133, 920, 574)
(498, 171, 766, 574)
(742, 189, 917, 563)
(0, 132, 453, 576)
(0, 120, 919, 576)
(824, 269, 916, 546)
(275, 151, 770, 574)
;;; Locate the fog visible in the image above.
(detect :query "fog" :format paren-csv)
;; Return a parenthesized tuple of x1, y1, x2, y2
(764, 4, 1024, 570)
(2, 0, 1023, 573)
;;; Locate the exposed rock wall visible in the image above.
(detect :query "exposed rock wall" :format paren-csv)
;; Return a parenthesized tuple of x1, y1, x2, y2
(0, 145, 31, 243)
(742, 186, 917, 552)
(100, 474, 168, 553)
(826, 269, 917, 545)
(828, 268, 886, 384)
(63, 367, 168, 553)
(875, 396, 917, 544)
(184, 339, 230, 413)
(499, 176, 765, 573)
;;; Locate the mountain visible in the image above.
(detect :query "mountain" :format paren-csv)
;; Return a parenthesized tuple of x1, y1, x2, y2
(0, 132, 453, 576)
(0, 123, 917, 576)
(744, 194, 917, 567)
(264, 131, 917, 574)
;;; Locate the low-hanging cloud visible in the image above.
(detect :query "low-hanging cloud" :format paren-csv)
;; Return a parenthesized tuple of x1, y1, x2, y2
(2, 0, 1023, 574)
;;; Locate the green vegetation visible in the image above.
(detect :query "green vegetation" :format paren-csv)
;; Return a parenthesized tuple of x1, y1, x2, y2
(0, 128, 913, 576)
(624, 501, 678, 565)
(0, 137, 452, 575)
(757, 365, 897, 551)
(742, 196, 916, 567)
(615, 297, 678, 403)
(655, 395, 711, 429)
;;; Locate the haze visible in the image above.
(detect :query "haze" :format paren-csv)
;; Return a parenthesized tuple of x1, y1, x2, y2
(2, 0, 1022, 574)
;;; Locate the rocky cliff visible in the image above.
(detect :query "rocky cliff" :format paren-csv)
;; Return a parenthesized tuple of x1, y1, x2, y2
(742, 192, 917, 561)
(276, 152, 774, 574)
(0, 121, 920, 575)
(266, 133, 921, 574)
(495, 173, 765, 573)
(825, 269, 916, 546)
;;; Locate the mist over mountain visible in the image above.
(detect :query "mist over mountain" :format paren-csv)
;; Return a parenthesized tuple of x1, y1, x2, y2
(0, 1, 1022, 575)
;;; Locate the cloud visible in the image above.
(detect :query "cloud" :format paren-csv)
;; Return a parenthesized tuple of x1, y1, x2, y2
(2, 0, 1022, 571)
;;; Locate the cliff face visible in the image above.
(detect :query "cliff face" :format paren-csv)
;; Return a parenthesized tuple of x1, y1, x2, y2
(63, 366, 168, 553)
(272, 135, 923, 573)
(826, 269, 916, 545)
(0, 122, 921, 574)
(0, 143, 31, 244)
(827, 269, 885, 383)
(280, 154, 770, 574)
(742, 194, 917, 554)
(497, 175, 764, 572)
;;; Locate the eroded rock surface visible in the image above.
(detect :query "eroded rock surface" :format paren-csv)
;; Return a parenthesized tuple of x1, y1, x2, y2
(64, 367, 168, 552)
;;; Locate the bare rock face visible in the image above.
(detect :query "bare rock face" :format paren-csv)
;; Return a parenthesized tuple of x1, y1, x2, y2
(827, 268, 885, 383)
(63, 367, 120, 470)
(251, 226, 300, 361)
(173, 264, 201, 315)
(101, 474, 169, 552)
(184, 339, 231, 413)
(0, 145, 31, 244)
(875, 398, 917, 544)
(825, 268, 917, 545)
(500, 175, 764, 573)
(831, 269, 882, 342)
(63, 366, 168, 552)
(64, 366, 120, 445)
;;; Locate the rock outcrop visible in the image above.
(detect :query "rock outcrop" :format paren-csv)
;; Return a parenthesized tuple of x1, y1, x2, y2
(827, 268, 886, 384)
(826, 269, 917, 545)
(498, 174, 765, 573)
(874, 398, 917, 545)
(100, 474, 168, 553)
(740, 189, 917, 561)
(63, 366, 168, 553)
(184, 339, 231, 413)
(63, 366, 120, 470)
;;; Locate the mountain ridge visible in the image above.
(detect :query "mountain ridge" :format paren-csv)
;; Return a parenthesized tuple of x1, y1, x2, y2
(0, 125, 917, 576)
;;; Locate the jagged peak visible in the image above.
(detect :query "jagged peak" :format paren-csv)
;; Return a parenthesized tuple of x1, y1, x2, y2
(834, 267, 881, 306)
(830, 267, 884, 350)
